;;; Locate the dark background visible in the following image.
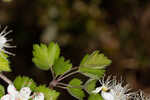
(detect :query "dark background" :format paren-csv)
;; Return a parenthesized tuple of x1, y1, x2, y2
(1, 0, 150, 99)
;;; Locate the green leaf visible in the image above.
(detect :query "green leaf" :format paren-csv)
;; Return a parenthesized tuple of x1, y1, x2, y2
(13, 76, 36, 91)
(84, 79, 98, 94)
(88, 94, 103, 100)
(0, 52, 11, 72)
(0, 84, 5, 98)
(53, 56, 72, 76)
(80, 54, 89, 65)
(32, 42, 60, 70)
(67, 78, 85, 100)
(35, 85, 60, 100)
(80, 51, 111, 69)
(79, 67, 105, 79)
(79, 51, 110, 79)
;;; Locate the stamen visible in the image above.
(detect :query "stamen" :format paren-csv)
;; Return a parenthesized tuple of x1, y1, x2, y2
(3, 45, 16, 48)
(2, 30, 13, 37)
(1, 49, 15, 56)
(0, 26, 8, 36)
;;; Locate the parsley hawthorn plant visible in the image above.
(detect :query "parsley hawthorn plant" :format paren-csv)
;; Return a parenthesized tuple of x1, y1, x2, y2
(0, 26, 149, 100)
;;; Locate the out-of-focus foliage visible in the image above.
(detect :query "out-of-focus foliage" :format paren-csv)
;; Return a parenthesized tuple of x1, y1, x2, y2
(0, 85, 5, 98)
(0, 53, 11, 72)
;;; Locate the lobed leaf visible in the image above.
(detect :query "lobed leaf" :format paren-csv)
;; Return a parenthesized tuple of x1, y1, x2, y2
(80, 54, 89, 66)
(35, 85, 60, 100)
(32, 42, 60, 70)
(53, 56, 72, 76)
(79, 67, 105, 79)
(88, 94, 103, 100)
(80, 51, 111, 69)
(84, 79, 98, 94)
(13, 76, 36, 91)
(67, 78, 85, 100)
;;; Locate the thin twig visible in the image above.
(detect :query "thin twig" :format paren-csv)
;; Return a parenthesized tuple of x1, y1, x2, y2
(50, 67, 55, 79)
(57, 67, 78, 80)
(0, 73, 12, 84)
(57, 71, 79, 82)
(55, 85, 67, 90)
(58, 82, 83, 88)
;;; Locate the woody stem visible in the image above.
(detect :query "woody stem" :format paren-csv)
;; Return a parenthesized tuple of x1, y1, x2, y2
(0, 73, 12, 84)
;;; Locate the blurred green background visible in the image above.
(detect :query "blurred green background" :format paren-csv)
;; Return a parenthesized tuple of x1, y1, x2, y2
(1, 0, 150, 99)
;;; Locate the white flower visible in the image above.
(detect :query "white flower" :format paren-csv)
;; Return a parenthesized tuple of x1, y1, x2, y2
(92, 75, 132, 100)
(92, 75, 113, 94)
(1, 84, 44, 100)
(0, 26, 15, 56)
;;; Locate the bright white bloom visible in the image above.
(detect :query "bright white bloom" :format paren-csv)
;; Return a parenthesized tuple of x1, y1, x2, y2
(1, 84, 44, 100)
(92, 75, 132, 100)
(0, 26, 15, 56)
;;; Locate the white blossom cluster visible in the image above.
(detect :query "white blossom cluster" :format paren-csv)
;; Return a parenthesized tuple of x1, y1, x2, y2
(1, 84, 44, 100)
(0, 26, 44, 100)
(92, 75, 150, 100)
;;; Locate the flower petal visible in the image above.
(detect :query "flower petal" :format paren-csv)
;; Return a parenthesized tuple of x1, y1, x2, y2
(101, 91, 114, 100)
(7, 84, 17, 95)
(92, 86, 102, 94)
(1, 94, 15, 100)
(19, 87, 31, 99)
(33, 93, 44, 100)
